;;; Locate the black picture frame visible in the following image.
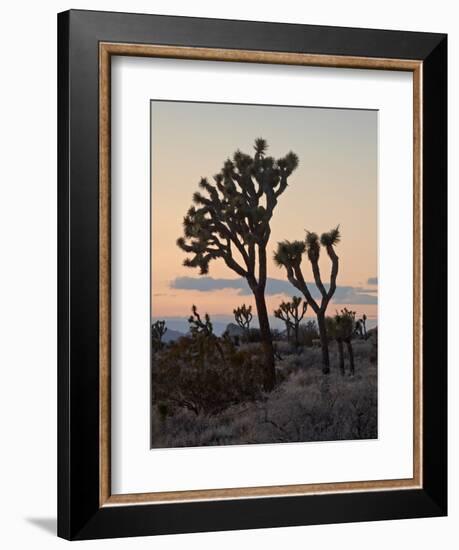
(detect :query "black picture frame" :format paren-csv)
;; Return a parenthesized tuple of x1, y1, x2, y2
(58, 9, 447, 540)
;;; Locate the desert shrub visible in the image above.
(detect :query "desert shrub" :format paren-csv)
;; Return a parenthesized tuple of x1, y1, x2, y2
(246, 327, 280, 343)
(352, 340, 372, 359)
(152, 333, 265, 416)
(152, 363, 377, 447)
(297, 320, 319, 347)
(151, 342, 378, 448)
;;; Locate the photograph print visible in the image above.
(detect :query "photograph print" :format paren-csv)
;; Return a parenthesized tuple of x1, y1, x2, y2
(150, 100, 378, 449)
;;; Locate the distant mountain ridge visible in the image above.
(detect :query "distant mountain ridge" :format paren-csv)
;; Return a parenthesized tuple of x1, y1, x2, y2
(152, 316, 378, 339)
(162, 328, 186, 343)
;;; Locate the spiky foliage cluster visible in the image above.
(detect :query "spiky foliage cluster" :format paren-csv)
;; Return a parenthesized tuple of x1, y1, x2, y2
(320, 226, 341, 247)
(177, 139, 299, 278)
(152, 320, 167, 353)
(188, 305, 213, 337)
(273, 240, 306, 270)
(233, 304, 253, 333)
(306, 231, 320, 262)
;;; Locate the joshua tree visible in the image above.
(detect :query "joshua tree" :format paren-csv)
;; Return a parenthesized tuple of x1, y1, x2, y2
(274, 226, 341, 374)
(188, 305, 213, 336)
(151, 320, 167, 353)
(273, 301, 293, 342)
(325, 316, 345, 375)
(233, 304, 253, 341)
(177, 138, 299, 390)
(355, 313, 368, 340)
(361, 313, 368, 339)
(274, 296, 307, 347)
(339, 308, 356, 375)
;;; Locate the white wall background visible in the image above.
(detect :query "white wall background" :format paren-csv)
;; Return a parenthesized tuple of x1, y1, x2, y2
(0, 1, 455, 548)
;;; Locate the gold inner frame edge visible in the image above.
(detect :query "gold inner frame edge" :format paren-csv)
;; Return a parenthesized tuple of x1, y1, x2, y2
(99, 42, 423, 507)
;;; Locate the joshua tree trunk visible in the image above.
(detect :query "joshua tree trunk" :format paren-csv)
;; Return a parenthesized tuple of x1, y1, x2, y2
(345, 339, 355, 375)
(294, 323, 300, 348)
(317, 312, 330, 374)
(337, 337, 345, 375)
(254, 289, 276, 391)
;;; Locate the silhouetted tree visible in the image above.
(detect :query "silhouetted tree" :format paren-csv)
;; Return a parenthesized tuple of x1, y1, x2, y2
(274, 301, 292, 342)
(177, 138, 299, 390)
(355, 313, 368, 339)
(151, 320, 167, 353)
(362, 313, 368, 338)
(188, 305, 213, 336)
(274, 296, 307, 347)
(325, 316, 345, 375)
(339, 308, 356, 375)
(233, 304, 253, 341)
(274, 226, 341, 374)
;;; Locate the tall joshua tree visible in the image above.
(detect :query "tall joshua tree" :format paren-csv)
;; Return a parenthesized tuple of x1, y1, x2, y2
(177, 138, 299, 390)
(233, 304, 253, 341)
(274, 296, 307, 347)
(274, 227, 341, 374)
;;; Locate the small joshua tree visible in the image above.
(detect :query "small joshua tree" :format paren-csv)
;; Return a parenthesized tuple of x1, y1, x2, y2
(177, 138, 299, 390)
(274, 296, 307, 348)
(274, 226, 340, 374)
(355, 313, 368, 340)
(361, 313, 368, 339)
(188, 305, 213, 336)
(338, 308, 356, 375)
(274, 301, 293, 342)
(233, 304, 253, 341)
(151, 320, 167, 353)
(325, 316, 345, 376)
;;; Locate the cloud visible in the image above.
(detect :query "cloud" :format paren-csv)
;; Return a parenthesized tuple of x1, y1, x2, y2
(367, 277, 378, 285)
(171, 276, 377, 305)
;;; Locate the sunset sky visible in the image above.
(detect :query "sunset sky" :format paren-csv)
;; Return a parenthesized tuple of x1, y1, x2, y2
(151, 101, 378, 330)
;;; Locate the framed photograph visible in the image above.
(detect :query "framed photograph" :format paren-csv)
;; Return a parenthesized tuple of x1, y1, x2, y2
(58, 9, 447, 540)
